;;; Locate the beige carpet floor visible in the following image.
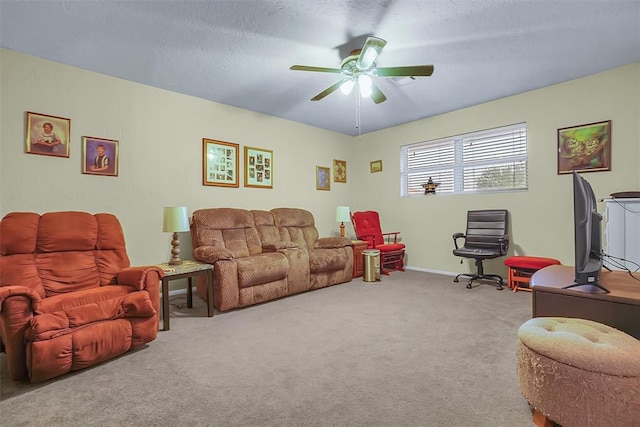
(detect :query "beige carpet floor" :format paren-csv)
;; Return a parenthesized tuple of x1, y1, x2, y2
(0, 270, 534, 426)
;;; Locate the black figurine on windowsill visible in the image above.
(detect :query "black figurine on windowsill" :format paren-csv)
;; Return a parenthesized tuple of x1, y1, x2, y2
(422, 177, 440, 195)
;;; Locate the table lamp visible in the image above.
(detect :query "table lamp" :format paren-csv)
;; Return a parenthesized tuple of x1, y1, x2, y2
(163, 206, 190, 265)
(336, 206, 351, 237)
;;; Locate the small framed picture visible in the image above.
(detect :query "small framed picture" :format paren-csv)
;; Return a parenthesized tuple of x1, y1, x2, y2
(25, 111, 71, 158)
(203, 139, 239, 187)
(370, 160, 383, 173)
(82, 136, 119, 177)
(316, 166, 331, 191)
(557, 120, 612, 174)
(333, 159, 347, 183)
(244, 146, 273, 189)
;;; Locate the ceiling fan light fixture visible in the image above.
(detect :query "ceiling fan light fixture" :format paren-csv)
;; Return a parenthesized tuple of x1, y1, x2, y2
(340, 79, 355, 95)
(358, 75, 372, 98)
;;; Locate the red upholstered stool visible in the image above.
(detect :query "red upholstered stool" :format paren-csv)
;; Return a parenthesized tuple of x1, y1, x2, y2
(504, 256, 561, 293)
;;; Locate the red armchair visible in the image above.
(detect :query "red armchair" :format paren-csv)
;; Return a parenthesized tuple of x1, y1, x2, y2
(0, 211, 162, 382)
(351, 211, 405, 274)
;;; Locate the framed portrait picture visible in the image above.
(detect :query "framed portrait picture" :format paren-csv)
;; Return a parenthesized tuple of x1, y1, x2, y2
(558, 120, 612, 174)
(25, 111, 71, 158)
(316, 166, 331, 191)
(203, 139, 239, 187)
(370, 160, 383, 173)
(244, 146, 273, 189)
(333, 159, 347, 183)
(82, 136, 119, 177)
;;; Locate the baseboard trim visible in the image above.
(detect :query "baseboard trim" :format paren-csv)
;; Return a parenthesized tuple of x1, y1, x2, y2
(405, 266, 458, 277)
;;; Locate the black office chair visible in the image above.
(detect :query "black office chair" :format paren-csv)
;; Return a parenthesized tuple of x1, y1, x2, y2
(452, 210, 509, 290)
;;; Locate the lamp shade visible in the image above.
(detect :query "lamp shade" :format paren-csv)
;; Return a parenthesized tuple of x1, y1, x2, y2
(336, 206, 351, 222)
(163, 206, 189, 232)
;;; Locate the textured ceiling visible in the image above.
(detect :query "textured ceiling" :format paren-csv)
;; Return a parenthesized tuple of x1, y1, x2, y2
(1, 0, 639, 136)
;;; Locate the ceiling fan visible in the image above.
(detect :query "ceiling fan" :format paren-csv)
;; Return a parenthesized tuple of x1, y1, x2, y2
(290, 36, 434, 104)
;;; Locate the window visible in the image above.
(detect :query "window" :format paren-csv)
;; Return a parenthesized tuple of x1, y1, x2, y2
(401, 123, 527, 196)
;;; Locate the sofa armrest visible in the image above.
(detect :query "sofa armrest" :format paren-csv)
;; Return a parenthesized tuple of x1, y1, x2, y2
(117, 266, 165, 291)
(0, 285, 42, 313)
(262, 241, 299, 252)
(0, 286, 41, 380)
(193, 246, 235, 264)
(315, 236, 352, 249)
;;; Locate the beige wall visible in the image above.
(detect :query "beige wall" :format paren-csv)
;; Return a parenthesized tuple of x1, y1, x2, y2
(1, 48, 638, 278)
(0, 49, 354, 266)
(351, 63, 640, 276)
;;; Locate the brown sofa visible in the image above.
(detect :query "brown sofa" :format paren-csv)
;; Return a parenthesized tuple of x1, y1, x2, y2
(0, 211, 162, 382)
(191, 207, 353, 312)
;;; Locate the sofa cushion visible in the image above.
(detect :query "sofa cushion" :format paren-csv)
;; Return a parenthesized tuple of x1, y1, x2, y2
(309, 249, 347, 273)
(0, 253, 46, 298)
(192, 208, 263, 257)
(37, 251, 101, 296)
(251, 210, 281, 245)
(271, 208, 320, 249)
(37, 212, 98, 252)
(36, 285, 133, 315)
(236, 252, 289, 288)
(28, 292, 155, 341)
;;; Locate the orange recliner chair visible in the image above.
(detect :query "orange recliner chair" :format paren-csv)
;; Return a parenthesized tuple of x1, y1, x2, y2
(0, 211, 162, 382)
(351, 211, 405, 274)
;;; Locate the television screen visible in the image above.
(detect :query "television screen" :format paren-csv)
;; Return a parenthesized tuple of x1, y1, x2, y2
(564, 171, 609, 293)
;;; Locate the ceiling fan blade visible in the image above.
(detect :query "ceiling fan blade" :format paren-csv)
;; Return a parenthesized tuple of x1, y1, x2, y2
(374, 65, 434, 77)
(290, 65, 343, 74)
(310, 78, 351, 101)
(356, 36, 387, 70)
(370, 82, 387, 104)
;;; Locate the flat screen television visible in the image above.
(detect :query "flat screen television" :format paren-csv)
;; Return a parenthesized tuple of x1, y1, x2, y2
(563, 171, 609, 293)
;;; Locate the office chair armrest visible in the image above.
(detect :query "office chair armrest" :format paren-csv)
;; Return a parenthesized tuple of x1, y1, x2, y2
(452, 232, 465, 250)
(499, 235, 510, 254)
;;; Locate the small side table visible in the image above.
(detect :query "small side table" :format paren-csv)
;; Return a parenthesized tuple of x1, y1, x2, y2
(158, 260, 214, 331)
(352, 240, 370, 278)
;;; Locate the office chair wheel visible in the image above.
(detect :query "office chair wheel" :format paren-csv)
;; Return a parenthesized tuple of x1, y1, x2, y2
(454, 277, 459, 283)
(466, 281, 473, 289)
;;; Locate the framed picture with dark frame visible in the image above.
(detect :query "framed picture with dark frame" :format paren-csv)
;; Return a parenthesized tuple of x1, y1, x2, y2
(333, 159, 347, 183)
(316, 166, 331, 191)
(557, 120, 612, 174)
(244, 146, 273, 189)
(82, 136, 119, 177)
(202, 138, 239, 187)
(25, 111, 71, 158)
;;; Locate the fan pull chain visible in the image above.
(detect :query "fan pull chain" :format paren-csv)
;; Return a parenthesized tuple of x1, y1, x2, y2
(355, 82, 361, 138)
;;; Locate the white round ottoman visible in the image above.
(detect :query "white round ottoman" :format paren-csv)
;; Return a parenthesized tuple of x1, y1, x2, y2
(517, 317, 640, 427)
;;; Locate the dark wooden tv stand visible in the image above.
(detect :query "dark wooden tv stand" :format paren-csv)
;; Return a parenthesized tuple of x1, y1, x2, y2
(530, 265, 640, 339)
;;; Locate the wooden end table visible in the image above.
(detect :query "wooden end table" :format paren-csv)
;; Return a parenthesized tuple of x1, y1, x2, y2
(158, 260, 214, 331)
(352, 240, 370, 278)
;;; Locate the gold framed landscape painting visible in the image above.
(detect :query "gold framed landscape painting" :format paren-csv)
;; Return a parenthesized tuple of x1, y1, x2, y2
(82, 136, 119, 177)
(333, 159, 347, 183)
(25, 111, 71, 157)
(244, 146, 273, 189)
(370, 160, 383, 173)
(316, 166, 330, 191)
(203, 139, 239, 187)
(557, 120, 611, 174)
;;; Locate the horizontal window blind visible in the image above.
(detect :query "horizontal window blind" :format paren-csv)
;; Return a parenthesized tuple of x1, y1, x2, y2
(401, 123, 527, 196)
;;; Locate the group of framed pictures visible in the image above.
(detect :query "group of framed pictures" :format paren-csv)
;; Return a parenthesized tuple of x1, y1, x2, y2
(25, 111, 119, 177)
(202, 139, 273, 189)
(315, 159, 348, 191)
